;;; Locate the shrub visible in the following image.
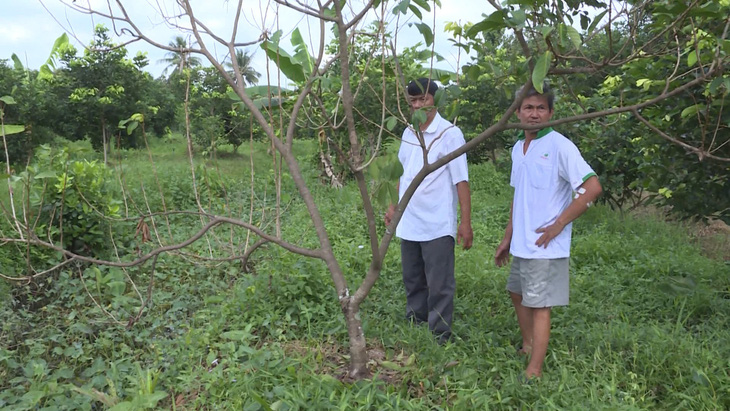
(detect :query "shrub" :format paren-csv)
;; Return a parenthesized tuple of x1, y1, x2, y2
(16, 144, 123, 256)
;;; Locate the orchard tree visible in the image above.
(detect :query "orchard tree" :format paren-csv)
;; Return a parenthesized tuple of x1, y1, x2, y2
(2, 0, 729, 379)
(0, 36, 69, 165)
(51, 25, 158, 162)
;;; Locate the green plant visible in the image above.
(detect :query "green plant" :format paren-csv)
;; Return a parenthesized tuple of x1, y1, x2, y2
(17, 144, 123, 255)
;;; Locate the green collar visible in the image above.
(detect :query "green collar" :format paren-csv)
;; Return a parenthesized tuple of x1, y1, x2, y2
(518, 127, 554, 141)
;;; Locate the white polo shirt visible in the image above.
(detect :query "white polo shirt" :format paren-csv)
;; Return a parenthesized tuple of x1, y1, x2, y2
(396, 112, 469, 242)
(510, 128, 596, 259)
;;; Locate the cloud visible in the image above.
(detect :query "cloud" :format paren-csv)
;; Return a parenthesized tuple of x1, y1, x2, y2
(0, 23, 34, 43)
(1, 1, 495, 81)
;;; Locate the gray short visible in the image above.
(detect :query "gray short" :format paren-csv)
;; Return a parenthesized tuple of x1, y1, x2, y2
(506, 257, 570, 308)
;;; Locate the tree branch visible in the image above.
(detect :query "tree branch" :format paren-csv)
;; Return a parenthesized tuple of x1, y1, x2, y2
(2, 216, 322, 268)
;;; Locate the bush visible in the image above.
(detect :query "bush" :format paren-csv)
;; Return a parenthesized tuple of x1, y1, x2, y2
(16, 144, 123, 256)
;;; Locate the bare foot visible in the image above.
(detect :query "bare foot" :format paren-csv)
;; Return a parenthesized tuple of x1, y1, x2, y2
(517, 345, 532, 356)
(524, 368, 542, 379)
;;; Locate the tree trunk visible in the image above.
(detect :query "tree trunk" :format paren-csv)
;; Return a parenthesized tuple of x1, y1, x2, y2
(344, 299, 370, 379)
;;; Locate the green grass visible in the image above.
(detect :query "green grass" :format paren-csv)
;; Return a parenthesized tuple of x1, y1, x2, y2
(1, 135, 729, 410)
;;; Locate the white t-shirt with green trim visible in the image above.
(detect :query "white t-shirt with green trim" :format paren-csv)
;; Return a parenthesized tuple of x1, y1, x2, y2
(510, 128, 596, 259)
(396, 112, 468, 242)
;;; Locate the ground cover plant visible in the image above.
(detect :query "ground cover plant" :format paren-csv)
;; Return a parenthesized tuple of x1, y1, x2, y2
(2, 0, 730, 408)
(1, 137, 729, 410)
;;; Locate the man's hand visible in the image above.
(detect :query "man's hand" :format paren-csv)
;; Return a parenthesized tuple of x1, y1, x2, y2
(384, 204, 396, 226)
(494, 239, 510, 267)
(535, 221, 566, 248)
(457, 221, 473, 250)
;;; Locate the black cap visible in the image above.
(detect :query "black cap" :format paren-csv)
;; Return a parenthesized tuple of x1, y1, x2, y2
(407, 77, 438, 96)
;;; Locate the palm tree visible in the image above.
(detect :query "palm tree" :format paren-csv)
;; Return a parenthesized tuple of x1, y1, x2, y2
(225, 49, 261, 85)
(158, 36, 201, 77)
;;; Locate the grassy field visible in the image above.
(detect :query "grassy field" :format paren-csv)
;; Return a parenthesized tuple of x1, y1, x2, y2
(1, 136, 729, 410)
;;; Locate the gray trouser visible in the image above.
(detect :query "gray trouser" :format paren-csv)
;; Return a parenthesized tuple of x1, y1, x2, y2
(400, 236, 455, 336)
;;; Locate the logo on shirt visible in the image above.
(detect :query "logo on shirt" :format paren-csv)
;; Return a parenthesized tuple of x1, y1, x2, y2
(540, 152, 550, 161)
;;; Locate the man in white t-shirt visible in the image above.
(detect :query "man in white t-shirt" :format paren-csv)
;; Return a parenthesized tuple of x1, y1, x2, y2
(494, 83, 602, 380)
(385, 78, 473, 344)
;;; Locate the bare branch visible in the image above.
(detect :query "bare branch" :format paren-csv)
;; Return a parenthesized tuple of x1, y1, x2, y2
(2, 215, 323, 267)
(0, 257, 77, 282)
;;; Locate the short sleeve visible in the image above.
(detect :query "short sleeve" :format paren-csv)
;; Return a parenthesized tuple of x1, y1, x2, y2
(558, 139, 596, 190)
(509, 144, 519, 188)
(446, 128, 468, 185)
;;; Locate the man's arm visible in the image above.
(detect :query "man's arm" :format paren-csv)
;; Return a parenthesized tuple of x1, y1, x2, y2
(535, 176, 602, 248)
(456, 181, 473, 250)
(494, 201, 513, 267)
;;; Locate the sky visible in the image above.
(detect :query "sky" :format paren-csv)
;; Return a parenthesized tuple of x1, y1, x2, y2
(0, 0, 494, 83)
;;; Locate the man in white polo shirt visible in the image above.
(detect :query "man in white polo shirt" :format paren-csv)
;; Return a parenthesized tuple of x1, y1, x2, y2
(495, 83, 602, 379)
(385, 78, 473, 344)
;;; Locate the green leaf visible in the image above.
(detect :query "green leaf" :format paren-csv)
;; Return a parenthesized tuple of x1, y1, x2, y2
(108, 281, 126, 297)
(386, 116, 397, 131)
(636, 78, 653, 91)
(708, 77, 724, 94)
(412, 0, 431, 11)
(580, 13, 590, 30)
(126, 122, 139, 135)
(680, 104, 701, 118)
(466, 10, 508, 38)
(408, 3, 423, 19)
(261, 31, 306, 83)
(1, 125, 24, 135)
(51, 33, 70, 56)
(392, 0, 411, 15)
(291, 28, 314, 77)
(34, 171, 57, 179)
(221, 330, 251, 341)
(380, 360, 404, 371)
(506, 9, 526, 28)
(586, 10, 608, 35)
(0, 173, 9, 179)
(11, 53, 24, 71)
(540, 26, 554, 38)
(687, 51, 698, 67)
(249, 392, 273, 411)
(388, 161, 403, 180)
(388, 183, 399, 204)
(531, 51, 552, 93)
(411, 110, 427, 128)
(565, 25, 582, 49)
(38, 65, 53, 81)
(369, 163, 381, 180)
(433, 88, 445, 106)
(0, 96, 17, 105)
(412, 23, 434, 47)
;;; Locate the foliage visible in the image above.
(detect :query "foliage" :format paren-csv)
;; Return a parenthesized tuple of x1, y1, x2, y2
(0, 59, 58, 165)
(185, 66, 266, 153)
(2, 148, 729, 409)
(14, 144, 123, 256)
(448, 0, 730, 223)
(225, 49, 261, 85)
(158, 36, 202, 77)
(48, 25, 173, 153)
